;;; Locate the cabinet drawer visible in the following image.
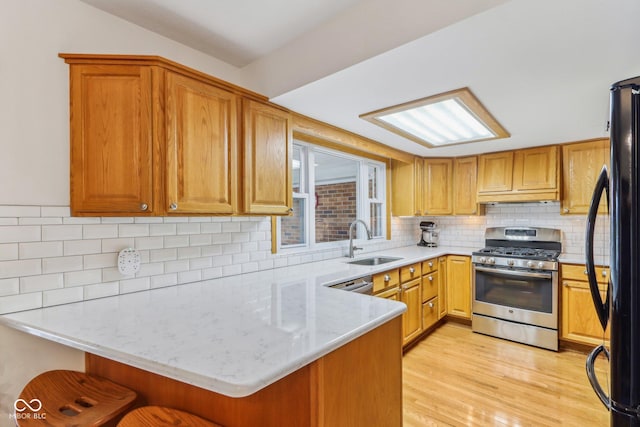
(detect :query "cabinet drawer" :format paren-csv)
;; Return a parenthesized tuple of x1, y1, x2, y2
(422, 271, 438, 302)
(562, 264, 609, 284)
(422, 297, 439, 330)
(422, 258, 437, 275)
(376, 286, 400, 300)
(373, 269, 400, 293)
(401, 263, 422, 283)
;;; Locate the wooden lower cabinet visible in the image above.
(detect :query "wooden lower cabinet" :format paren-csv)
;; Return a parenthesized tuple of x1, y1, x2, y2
(87, 317, 403, 427)
(446, 255, 472, 319)
(401, 278, 422, 345)
(422, 297, 439, 330)
(561, 263, 610, 346)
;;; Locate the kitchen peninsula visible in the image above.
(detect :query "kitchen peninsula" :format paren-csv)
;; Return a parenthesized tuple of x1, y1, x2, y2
(0, 246, 468, 426)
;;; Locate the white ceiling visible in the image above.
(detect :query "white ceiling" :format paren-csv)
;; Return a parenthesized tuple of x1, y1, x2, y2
(80, 0, 640, 157)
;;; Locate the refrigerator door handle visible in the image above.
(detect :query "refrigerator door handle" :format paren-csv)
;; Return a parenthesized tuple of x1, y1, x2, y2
(585, 166, 610, 330)
(586, 344, 610, 409)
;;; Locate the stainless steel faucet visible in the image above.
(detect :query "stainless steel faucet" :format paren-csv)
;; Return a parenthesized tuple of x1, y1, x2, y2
(348, 219, 372, 258)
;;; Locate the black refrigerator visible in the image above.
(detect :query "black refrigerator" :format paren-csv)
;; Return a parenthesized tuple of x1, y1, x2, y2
(586, 76, 640, 426)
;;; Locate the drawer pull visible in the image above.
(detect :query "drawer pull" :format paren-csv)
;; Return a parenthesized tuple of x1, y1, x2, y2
(384, 274, 391, 282)
(409, 267, 415, 274)
(602, 270, 608, 277)
(169, 202, 178, 210)
(428, 302, 434, 308)
(140, 203, 148, 211)
(584, 270, 588, 275)
(428, 262, 433, 268)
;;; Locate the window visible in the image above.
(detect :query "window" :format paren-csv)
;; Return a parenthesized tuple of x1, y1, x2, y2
(278, 142, 386, 251)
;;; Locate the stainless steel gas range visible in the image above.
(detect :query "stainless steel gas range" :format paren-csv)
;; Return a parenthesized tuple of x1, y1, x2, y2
(472, 227, 561, 351)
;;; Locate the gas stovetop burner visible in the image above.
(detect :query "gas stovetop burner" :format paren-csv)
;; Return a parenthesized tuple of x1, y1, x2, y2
(474, 246, 560, 261)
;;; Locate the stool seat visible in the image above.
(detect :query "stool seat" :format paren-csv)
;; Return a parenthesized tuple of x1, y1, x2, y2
(117, 406, 222, 426)
(15, 370, 136, 426)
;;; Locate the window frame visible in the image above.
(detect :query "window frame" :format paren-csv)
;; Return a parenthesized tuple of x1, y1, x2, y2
(276, 141, 387, 253)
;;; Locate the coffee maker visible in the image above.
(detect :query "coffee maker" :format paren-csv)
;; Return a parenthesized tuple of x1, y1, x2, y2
(418, 221, 439, 247)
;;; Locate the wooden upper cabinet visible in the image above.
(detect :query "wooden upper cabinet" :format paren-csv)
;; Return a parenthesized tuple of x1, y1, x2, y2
(423, 158, 453, 215)
(69, 64, 154, 215)
(477, 145, 559, 202)
(62, 54, 292, 216)
(513, 145, 558, 191)
(391, 157, 422, 216)
(453, 156, 480, 215)
(165, 72, 238, 214)
(242, 99, 292, 215)
(477, 151, 513, 193)
(561, 138, 610, 214)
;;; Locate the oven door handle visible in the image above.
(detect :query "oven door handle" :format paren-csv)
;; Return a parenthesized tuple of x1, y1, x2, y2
(474, 266, 552, 280)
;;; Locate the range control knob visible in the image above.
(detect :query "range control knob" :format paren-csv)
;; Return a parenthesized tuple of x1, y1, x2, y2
(478, 256, 487, 264)
(507, 259, 515, 266)
(488, 257, 496, 265)
(537, 262, 545, 269)
(527, 261, 535, 268)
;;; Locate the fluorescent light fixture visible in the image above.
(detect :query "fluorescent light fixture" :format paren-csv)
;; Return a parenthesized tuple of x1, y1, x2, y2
(360, 87, 509, 148)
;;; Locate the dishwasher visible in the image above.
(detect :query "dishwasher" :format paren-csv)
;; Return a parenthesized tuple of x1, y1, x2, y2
(326, 276, 373, 295)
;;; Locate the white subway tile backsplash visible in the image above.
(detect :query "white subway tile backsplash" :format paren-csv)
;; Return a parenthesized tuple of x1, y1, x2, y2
(19, 217, 63, 225)
(150, 249, 177, 263)
(201, 223, 222, 234)
(178, 270, 201, 284)
(222, 264, 242, 277)
(20, 274, 63, 293)
(211, 233, 232, 244)
(202, 267, 222, 280)
(42, 225, 83, 241)
(118, 224, 149, 237)
(42, 256, 84, 274)
(0, 278, 19, 297)
(164, 235, 190, 248)
(134, 236, 164, 250)
(222, 222, 241, 233)
(0, 259, 42, 279)
(83, 224, 118, 239)
(101, 217, 134, 224)
(102, 267, 127, 283)
(150, 273, 177, 288)
(201, 245, 222, 256)
(41, 206, 70, 217)
(83, 253, 117, 269)
(119, 277, 150, 294)
(165, 260, 190, 273)
(83, 282, 120, 299)
(0, 292, 42, 313)
(0, 218, 18, 225)
(101, 238, 135, 253)
(64, 269, 103, 287)
(0, 226, 41, 243)
(0, 243, 18, 261)
(177, 223, 200, 235)
(189, 257, 212, 270)
(136, 262, 164, 277)
(150, 223, 177, 236)
(63, 217, 101, 225)
(0, 205, 41, 217)
(19, 241, 63, 259)
(43, 287, 84, 307)
(178, 247, 201, 259)
(189, 234, 212, 246)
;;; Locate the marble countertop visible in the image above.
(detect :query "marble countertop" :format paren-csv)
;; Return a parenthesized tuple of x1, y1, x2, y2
(0, 245, 467, 397)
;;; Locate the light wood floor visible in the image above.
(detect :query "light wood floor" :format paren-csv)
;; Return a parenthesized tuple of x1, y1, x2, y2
(403, 323, 609, 426)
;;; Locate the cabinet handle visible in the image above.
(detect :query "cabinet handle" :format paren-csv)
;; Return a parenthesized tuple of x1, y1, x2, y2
(563, 208, 570, 213)
(602, 270, 608, 277)
(584, 270, 588, 275)
(409, 267, 415, 274)
(140, 203, 148, 211)
(563, 281, 568, 287)
(428, 276, 433, 281)
(402, 284, 408, 290)
(384, 274, 391, 282)
(288, 208, 294, 213)
(428, 262, 433, 268)
(428, 302, 434, 308)
(169, 203, 178, 211)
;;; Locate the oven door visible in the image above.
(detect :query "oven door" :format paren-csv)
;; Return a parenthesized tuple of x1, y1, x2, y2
(473, 265, 558, 330)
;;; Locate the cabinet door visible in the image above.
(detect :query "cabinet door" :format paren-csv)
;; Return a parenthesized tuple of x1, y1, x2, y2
(561, 139, 609, 214)
(446, 255, 472, 319)
(422, 271, 438, 302)
(477, 151, 513, 193)
(423, 159, 453, 215)
(165, 72, 238, 214)
(401, 278, 422, 345)
(513, 145, 558, 191)
(69, 64, 154, 215)
(453, 156, 479, 215)
(438, 256, 447, 318)
(422, 297, 439, 330)
(391, 157, 422, 216)
(243, 99, 292, 215)
(561, 280, 610, 345)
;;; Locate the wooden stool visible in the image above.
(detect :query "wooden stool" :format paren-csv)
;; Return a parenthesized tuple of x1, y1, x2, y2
(117, 406, 223, 426)
(15, 370, 136, 426)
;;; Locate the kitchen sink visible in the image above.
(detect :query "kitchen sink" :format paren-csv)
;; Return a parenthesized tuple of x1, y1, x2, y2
(347, 256, 403, 266)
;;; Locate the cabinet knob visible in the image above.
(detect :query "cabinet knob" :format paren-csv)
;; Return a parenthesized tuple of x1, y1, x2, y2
(169, 203, 178, 211)
(584, 270, 588, 275)
(563, 281, 569, 287)
(384, 274, 391, 282)
(602, 270, 608, 277)
(563, 208, 570, 213)
(140, 203, 148, 211)
(428, 262, 433, 268)
(409, 267, 415, 274)
(402, 284, 408, 290)
(288, 208, 294, 213)
(428, 276, 433, 281)
(428, 302, 434, 308)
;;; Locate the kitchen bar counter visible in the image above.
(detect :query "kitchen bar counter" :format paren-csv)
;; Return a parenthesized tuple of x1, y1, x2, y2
(0, 245, 466, 398)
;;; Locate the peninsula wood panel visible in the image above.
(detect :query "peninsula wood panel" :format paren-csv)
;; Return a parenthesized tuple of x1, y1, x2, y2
(86, 317, 403, 427)
(561, 138, 610, 214)
(242, 99, 292, 214)
(437, 256, 447, 318)
(165, 72, 238, 214)
(69, 64, 154, 215)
